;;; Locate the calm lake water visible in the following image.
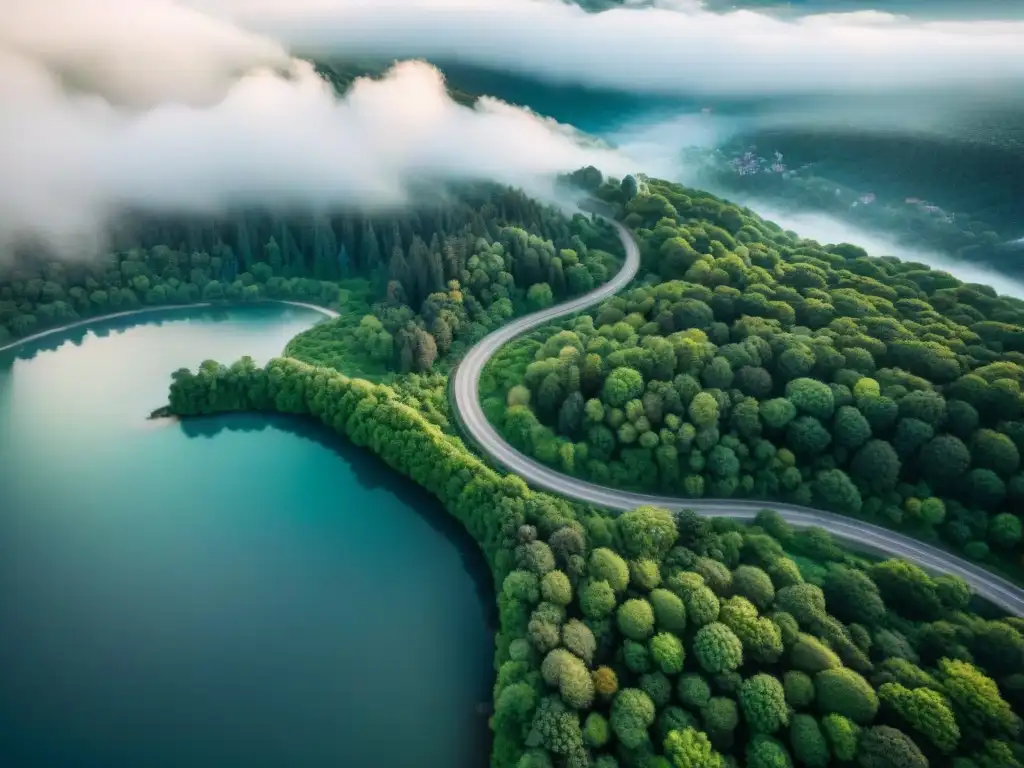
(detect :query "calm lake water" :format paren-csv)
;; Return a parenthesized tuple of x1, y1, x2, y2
(0, 304, 492, 768)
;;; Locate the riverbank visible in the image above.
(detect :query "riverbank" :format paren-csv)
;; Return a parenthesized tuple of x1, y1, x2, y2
(0, 299, 340, 356)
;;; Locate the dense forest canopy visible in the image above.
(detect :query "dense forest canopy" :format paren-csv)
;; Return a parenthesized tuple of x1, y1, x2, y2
(0, 181, 622, 380)
(483, 171, 1024, 577)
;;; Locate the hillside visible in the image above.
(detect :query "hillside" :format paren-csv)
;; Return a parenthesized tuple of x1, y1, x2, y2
(483, 171, 1024, 577)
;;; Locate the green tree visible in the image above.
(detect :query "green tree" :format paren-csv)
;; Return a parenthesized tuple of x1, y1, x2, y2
(678, 674, 712, 710)
(740, 674, 790, 734)
(835, 405, 872, 450)
(850, 439, 902, 494)
(790, 714, 829, 768)
(664, 727, 725, 768)
(784, 671, 816, 709)
(972, 428, 1021, 477)
(580, 579, 617, 619)
(651, 632, 686, 675)
(694, 623, 744, 674)
(878, 682, 960, 753)
(939, 658, 1020, 740)
(650, 588, 688, 634)
(822, 565, 886, 625)
(541, 570, 573, 606)
(855, 726, 927, 768)
(589, 548, 630, 593)
(618, 598, 656, 641)
(731, 565, 775, 610)
(786, 378, 836, 420)
(603, 367, 645, 408)
(619, 506, 679, 560)
(746, 735, 794, 768)
(610, 688, 657, 749)
(919, 434, 972, 487)
(815, 668, 879, 725)
(821, 714, 860, 762)
(988, 513, 1023, 549)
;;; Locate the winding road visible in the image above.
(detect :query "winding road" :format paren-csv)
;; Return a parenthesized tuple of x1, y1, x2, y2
(452, 207, 1024, 617)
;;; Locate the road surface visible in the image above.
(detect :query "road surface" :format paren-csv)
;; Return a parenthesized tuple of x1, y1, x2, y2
(451, 207, 1024, 616)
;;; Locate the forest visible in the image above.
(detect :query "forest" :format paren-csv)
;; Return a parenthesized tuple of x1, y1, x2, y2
(482, 173, 1024, 575)
(0, 182, 619, 377)
(161, 352, 1024, 768)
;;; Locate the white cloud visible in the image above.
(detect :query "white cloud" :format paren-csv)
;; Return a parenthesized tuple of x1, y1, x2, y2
(202, 0, 1024, 97)
(0, 0, 638, 260)
(4, 0, 1020, 261)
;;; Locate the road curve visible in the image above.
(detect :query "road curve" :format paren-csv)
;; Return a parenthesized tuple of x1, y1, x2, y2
(452, 208, 1024, 617)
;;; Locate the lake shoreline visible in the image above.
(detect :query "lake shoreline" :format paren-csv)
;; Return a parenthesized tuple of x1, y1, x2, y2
(0, 299, 340, 356)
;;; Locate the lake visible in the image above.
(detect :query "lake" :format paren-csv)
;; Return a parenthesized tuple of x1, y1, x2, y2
(0, 304, 493, 768)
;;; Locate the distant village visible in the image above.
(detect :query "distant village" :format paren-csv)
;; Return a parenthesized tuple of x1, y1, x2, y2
(697, 145, 959, 226)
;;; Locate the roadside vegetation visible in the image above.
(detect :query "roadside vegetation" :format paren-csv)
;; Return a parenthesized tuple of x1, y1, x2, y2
(482, 172, 1024, 576)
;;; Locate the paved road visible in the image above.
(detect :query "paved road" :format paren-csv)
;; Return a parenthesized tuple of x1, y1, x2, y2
(452, 207, 1024, 616)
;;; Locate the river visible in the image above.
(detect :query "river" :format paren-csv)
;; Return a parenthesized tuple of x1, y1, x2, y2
(0, 304, 492, 768)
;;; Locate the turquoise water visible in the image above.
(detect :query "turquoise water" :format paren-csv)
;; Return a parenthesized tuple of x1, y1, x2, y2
(0, 304, 492, 768)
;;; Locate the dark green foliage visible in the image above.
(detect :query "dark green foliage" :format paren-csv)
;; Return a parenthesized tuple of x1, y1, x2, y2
(479, 174, 1024, 566)
(783, 671, 815, 710)
(822, 714, 860, 762)
(731, 565, 775, 610)
(856, 726, 927, 768)
(815, 669, 879, 725)
(677, 674, 712, 711)
(791, 633, 842, 674)
(739, 674, 789, 734)
(694, 623, 744, 674)
(789, 714, 829, 768)
(746, 735, 794, 768)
